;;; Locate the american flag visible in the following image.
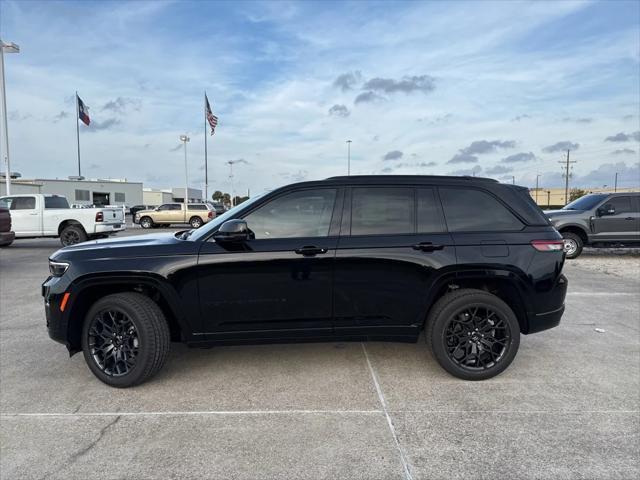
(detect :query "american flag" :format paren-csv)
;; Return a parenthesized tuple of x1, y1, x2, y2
(205, 94, 218, 135)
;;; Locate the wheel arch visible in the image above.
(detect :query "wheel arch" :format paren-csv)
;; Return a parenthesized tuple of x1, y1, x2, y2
(58, 219, 86, 236)
(557, 224, 588, 244)
(65, 273, 189, 354)
(424, 269, 532, 334)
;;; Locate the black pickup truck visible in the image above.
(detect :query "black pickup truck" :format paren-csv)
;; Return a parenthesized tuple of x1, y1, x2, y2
(546, 192, 640, 258)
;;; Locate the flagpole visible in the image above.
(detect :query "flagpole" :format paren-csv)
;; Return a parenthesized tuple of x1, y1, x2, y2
(204, 92, 208, 202)
(75, 91, 81, 177)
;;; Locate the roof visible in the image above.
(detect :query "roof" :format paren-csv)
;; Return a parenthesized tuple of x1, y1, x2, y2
(325, 175, 498, 184)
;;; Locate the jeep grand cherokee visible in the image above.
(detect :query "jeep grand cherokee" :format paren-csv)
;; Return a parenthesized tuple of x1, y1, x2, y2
(43, 175, 567, 387)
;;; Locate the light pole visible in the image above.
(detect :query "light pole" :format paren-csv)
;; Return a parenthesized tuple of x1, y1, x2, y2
(346, 140, 352, 176)
(180, 135, 190, 204)
(535, 174, 541, 204)
(614, 172, 618, 192)
(0, 40, 19, 196)
(512, 175, 515, 185)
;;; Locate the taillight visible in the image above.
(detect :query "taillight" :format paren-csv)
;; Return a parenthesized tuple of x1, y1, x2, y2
(208, 211, 213, 218)
(95, 212, 103, 222)
(531, 240, 564, 252)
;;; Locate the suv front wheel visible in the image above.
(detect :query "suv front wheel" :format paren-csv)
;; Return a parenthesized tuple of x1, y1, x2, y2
(426, 289, 520, 381)
(81, 292, 170, 388)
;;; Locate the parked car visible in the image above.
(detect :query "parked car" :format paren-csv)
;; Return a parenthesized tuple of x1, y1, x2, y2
(130, 204, 157, 217)
(0, 194, 125, 246)
(545, 192, 640, 258)
(210, 202, 226, 216)
(134, 202, 214, 229)
(43, 175, 568, 387)
(0, 206, 15, 247)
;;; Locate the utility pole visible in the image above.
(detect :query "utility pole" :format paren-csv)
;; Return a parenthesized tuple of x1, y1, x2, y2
(535, 174, 540, 204)
(558, 150, 576, 206)
(511, 175, 515, 185)
(1, 40, 20, 195)
(614, 172, 618, 192)
(180, 135, 190, 204)
(346, 140, 352, 176)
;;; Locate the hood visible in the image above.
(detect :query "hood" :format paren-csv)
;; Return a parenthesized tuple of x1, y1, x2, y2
(544, 209, 584, 217)
(50, 232, 186, 261)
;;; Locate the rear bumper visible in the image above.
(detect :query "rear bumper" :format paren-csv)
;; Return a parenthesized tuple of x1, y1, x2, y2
(94, 223, 126, 234)
(526, 274, 568, 334)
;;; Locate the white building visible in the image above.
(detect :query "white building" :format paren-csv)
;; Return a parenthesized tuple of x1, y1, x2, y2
(143, 188, 173, 205)
(0, 177, 143, 207)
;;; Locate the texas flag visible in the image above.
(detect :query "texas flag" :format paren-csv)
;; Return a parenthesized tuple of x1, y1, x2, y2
(77, 95, 90, 126)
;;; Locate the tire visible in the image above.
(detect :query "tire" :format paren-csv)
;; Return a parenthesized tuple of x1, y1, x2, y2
(81, 292, 170, 388)
(60, 224, 88, 246)
(0, 239, 13, 247)
(561, 231, 583, 259)
(426, 288, 520, 381)
(189, 216, 203, 228)
(139, 216, 154, 229)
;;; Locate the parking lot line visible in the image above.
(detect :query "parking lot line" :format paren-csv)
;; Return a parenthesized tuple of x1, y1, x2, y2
(567, 292, 637, 296)
(0, 409, 383, 417)
(362, 343, 414, 480)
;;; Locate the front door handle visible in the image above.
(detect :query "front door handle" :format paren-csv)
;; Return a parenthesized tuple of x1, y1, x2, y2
(294, 246, 328, 256)
(412, 242, 445, 252)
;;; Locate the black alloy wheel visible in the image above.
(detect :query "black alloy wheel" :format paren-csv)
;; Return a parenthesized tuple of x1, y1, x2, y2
(82, 292, 170, 387)
(87, 309, 140, 377)
(426, 289, 520, 380)
(60, 225, 87, 246)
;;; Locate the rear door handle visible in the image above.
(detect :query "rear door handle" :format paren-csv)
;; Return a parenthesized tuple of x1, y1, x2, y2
(625, 217, 634, 221)
(412, 242, 445, 252)
(294, 246, 328, 256)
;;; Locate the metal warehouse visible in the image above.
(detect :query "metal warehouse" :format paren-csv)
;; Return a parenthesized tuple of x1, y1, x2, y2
(0, 178, 143, 207)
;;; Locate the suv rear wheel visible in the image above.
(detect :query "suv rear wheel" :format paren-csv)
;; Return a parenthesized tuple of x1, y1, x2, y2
(426, 289, 520, 380)
(561, 231, 583, 259)
(81, 292, 170, 388)
(189, 216, 203, 228)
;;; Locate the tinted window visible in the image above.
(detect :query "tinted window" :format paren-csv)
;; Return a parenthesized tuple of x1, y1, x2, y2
(11, 197, 36, 210)
(417, 188, 446, 233)
(563, 193, 608, 211)
(632, 196, 640, 213)
(351, 187, 414, 235)
(189, 204, 207, 211)
(75, 189, 90, 201)
(439, 188, 523, 232)
(244, 189, 336, 239)
(604, 196, 632, 215)
(44, 196, 69, 209)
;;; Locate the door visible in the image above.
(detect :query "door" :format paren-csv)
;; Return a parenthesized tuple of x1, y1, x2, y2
(592, 196, 639, 242)
(92, 192, 110, 207)
(197, 187, 342, 338)
(156, 203, 182, 223)
(333, 187, 455, 337)
(0, 196, 41, 236)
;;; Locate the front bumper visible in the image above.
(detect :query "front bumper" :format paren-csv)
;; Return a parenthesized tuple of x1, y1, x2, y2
(0, 231, 15, 244)
(42, 275, 71, 347)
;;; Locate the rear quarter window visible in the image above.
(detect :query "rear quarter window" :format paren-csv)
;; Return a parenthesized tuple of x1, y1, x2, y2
(439, 187, 523, 232)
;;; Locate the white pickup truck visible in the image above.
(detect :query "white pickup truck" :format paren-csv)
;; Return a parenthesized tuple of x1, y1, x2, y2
(0, 194, 125, 246)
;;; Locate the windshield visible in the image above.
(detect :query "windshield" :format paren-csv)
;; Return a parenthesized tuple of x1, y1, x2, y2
(562, 193, 608, 211)
(188, 193, 268, 241)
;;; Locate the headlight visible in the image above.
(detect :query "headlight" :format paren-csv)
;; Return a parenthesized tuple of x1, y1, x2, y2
(49, 260, 69, 277)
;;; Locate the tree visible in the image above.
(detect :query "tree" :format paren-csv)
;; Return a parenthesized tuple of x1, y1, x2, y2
(569, 188, 586, 202)
(211, 190, 224, 202)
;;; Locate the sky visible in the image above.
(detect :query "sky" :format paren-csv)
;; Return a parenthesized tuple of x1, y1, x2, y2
(1, 0, 639, 197)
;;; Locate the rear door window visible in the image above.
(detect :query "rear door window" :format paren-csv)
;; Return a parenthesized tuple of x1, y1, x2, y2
(351, 187, 414, 235)
(439, 188, 523, 232)
(44, 196, 69, 209)
(11, 197, 36, 210)
(417, 188, 446, 233)
(605, 196, 632, 215)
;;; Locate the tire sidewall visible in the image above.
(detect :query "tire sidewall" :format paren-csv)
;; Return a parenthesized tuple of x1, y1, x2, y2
(140, 217, 153, 229)
(81, 296, 153, 388)
(430, 294, 520, 381)
(190, 217, 202, 228)
(562, 232, 583, 259)
(60, 225, 87, 246)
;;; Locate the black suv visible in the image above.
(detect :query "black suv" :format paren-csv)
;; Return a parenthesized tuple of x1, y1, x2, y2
(43, 176, 567, 387)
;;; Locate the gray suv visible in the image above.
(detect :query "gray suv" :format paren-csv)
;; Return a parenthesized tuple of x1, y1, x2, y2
(545, 192, 640, 258)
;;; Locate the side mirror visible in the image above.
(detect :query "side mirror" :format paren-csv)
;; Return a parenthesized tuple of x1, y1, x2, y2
(598, 205, 615, 216)
(214, 219, 251, 242)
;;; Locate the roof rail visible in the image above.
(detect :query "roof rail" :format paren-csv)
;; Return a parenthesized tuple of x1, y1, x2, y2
(325, 174, 498, 183)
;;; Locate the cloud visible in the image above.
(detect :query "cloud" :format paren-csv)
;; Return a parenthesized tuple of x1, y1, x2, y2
(52, 111, 69, 122)
(383, 150, 403, 161)
(381, 167, 393, 173)
(328, 104, 350, 117)
(333, 71, 362, 91)
(501, 152, 536, 163)
(363, 75, 435, 95)
(542, 141, 579, 153)
(280, 169, 309, 182)
(562, 117, 593, 124)
(102, 97, 141, 114)
(86, 118, 120, 132)
(388, 161, 437, 169)
(418, 161, 437, 167)
(448, 139, 516, 163)
(169, 144, 183, 152)
(449, 165, 483, 176)
(511, 114, 531, 122)
(354, 91, 384, 104)
(604, 131, 640, 142)
(485, 165, 513, 175)
(611, 148, 637, 156)
(8, 111, 32, 121)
